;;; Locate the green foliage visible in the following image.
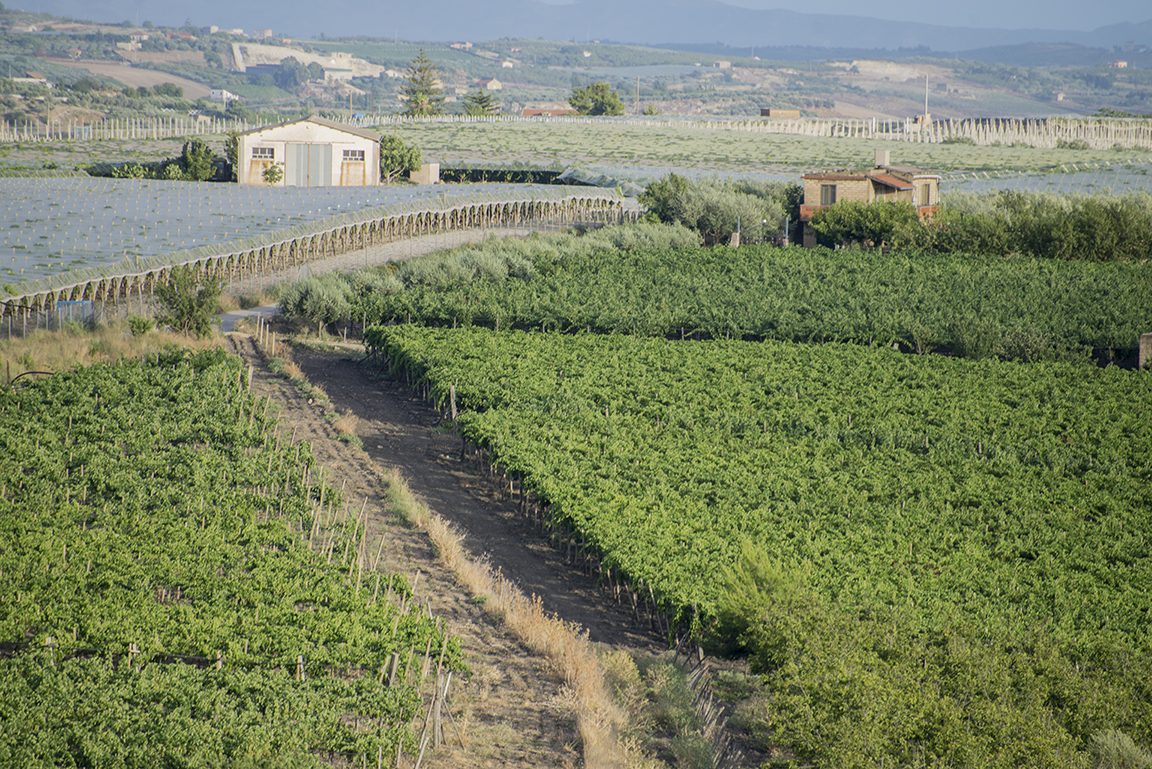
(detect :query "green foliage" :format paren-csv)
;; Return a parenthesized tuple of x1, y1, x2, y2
(101, 140, 215, 183)
(273, 56, 309, 90)
(154, 265, 223, 338)
(224, 130, 240, 181)
(809, 200, 922, 248)
(927, 190, 1152, 261)
(568, 81, 625, 116)
(178, 138, 215, 182)
(639, 174, 795, 242)
(463, 88, 500, 116)
(1090, 730, 1152, 769)
(0, 353, 461, 767)
(355, 235, 1151, 358)
(400, 49, 445, 117)
(368, 324, 1152, 768)
(277, 272, 354, 330)
(379, 134, 421, 183)
(638, 172, 690, 224)
(151, 82, 184, 99)
(641, 104, 661, 115)
(127, 315, 154, 336)
(110, 162, 147, 179)
(262, 162, 284, 185)
(279, 224, 700, 327)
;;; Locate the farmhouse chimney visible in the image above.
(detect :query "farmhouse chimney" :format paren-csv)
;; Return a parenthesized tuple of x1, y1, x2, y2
(874, 150, 890, 168)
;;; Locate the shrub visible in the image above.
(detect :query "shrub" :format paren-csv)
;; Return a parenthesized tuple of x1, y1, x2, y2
(127, 315, 154, 336)
(155, 266, 223, 338)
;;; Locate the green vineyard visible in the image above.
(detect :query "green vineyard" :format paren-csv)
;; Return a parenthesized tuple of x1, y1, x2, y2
(367, 324, 1152, 766)
(0, 349, 461, 767)
(355, 241, 1152, 359)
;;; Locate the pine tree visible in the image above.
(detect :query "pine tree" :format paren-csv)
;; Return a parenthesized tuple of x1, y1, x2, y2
(463, 88, 501, 116)
(401, 49, 445, 117)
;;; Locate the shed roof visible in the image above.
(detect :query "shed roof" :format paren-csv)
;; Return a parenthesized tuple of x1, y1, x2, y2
(238, 115, 381, 142)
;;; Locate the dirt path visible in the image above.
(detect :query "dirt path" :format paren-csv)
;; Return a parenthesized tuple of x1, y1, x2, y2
(294, 346, 666, 656)
(224, 333, 581, 769)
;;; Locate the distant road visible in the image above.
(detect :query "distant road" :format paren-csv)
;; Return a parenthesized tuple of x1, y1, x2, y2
(39, 58, 211, 100)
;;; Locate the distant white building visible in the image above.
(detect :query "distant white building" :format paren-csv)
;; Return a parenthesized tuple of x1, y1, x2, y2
(477, 78, 502, 91)
(211, 88, 239, 103)
(253, 28, 273, 39)
(237, 115, 381, 187)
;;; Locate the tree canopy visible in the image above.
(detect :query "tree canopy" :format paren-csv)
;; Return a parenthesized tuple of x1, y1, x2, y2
(569, 81, 624, 116)
(463, 88, 500, 117)
(379, 135, 421, 183)
(155, 265, 223, 338)
(401, 49, 445, 117)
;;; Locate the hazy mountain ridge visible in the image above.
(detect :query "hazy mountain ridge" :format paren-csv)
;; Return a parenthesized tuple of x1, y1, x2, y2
(33, 0, 1152, 53)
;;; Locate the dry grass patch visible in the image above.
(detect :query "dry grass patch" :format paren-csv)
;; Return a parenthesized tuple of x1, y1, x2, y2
(382, 466, 629, 769)
(0, 320, 217, 381)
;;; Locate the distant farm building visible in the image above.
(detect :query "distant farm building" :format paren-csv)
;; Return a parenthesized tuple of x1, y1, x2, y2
(799, 150, 940, 247)
(522, 108, 579, 116)
(210, 88, 239, 103)
(760, 108, 800, 118)
(237, 116, 380, 187)
(477, 78, 502, 91)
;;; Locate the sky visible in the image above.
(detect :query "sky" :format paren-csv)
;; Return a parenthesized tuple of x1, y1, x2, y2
(544, 0, 1148, 32)
(29, 0, 1152, 37)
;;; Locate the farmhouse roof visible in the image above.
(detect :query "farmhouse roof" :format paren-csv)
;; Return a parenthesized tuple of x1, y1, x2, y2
(237, 114, 381, 142)
(869, 174, 913, 190)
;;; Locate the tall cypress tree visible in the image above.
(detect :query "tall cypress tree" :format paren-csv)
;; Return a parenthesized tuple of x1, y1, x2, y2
(401, 49, 445, 117)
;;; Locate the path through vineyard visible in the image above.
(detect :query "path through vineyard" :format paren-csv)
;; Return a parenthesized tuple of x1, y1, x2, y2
(225, 333, 609, 769)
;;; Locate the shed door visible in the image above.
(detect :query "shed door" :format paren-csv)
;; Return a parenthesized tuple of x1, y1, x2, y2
(286, 143, 332, 187)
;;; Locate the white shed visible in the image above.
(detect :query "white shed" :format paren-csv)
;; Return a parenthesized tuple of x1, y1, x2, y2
(237, 115, 381, 187)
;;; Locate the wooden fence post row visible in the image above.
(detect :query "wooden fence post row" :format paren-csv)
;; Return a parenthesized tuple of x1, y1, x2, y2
(0, 194, 623, 317)
(4, 114, 1148, 150)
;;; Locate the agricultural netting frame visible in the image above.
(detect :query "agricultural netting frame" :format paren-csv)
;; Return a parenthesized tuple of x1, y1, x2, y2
(0, 179, 629, 316)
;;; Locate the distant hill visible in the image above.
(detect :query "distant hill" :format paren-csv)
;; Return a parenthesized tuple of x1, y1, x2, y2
(39, 0, 1152, 54)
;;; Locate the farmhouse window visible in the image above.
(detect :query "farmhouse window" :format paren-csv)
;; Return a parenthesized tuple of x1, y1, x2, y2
(820, 184, 836, 206)
(252, 147, 274, 160)
(343, 149, 365, 162)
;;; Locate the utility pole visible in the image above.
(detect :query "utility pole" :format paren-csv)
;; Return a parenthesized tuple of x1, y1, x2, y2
(635, 76, 639, 115)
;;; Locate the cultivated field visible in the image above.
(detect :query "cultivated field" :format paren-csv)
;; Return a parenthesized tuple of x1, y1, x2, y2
(40, 58, 212, 100)
(385, 119, 1152, 177)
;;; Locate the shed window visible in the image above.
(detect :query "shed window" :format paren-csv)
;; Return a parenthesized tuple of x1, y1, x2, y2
(820, 184, 836, 206)
(342, 149, 365, 162)
(252, 147, 274, 160)
(918, 182, 933, 206)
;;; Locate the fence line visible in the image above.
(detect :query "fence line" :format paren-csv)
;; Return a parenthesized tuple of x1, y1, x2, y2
(0, 192, 626, 318)
(4, 113, 1151, 150)
(0, 115, 253, 143)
